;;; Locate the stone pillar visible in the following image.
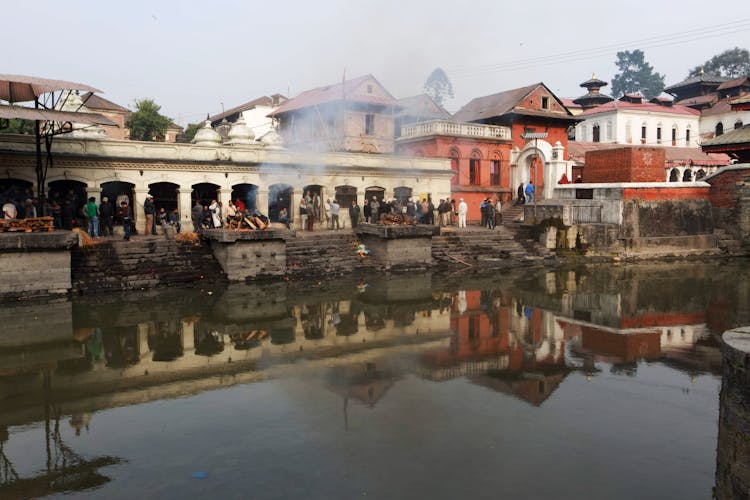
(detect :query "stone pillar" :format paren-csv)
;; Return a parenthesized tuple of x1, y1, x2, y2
(181, 320, 195, 351)
(85, 185, 101, 203)
(257, 189, 269, 217)
(137, 323, 150, 357)
(177, 188, 192, 230)
(219, 188, 232, 206)
(133, 188, 149, 233)
(291, 188, 302, 229)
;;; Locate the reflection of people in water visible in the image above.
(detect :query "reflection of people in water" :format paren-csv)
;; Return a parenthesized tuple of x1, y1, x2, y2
(69, 412, 92, 436)
(195, 329, 224, 356)
(457, 291, 467, 315)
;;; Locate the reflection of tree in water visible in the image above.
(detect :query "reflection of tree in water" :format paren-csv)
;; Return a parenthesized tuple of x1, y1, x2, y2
(301, 304, 325, 340)
(102, 326, 140, 368)
(0, 424, 19, 488)
(148, 321, 183, 362)
(195, 329, 224, 356)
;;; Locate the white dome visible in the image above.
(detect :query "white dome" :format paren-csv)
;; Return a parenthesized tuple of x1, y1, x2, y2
(260, 128, 283, 148)
(57, 91, 107, 139)
(226, 115, 255, 144)
(192, 120, 222, 145)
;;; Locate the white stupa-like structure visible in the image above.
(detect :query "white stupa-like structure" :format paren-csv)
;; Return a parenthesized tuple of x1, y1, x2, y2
(192, 120, 222, 146)
(55, 91, 108, 139)
(225, 115, 255, 145)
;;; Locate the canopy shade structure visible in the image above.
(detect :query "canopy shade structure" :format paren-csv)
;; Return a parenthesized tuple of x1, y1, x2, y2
(0, 104, 117, 126)
(0, 74, 101, 103)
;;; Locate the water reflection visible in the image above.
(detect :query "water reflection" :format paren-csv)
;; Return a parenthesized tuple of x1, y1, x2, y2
(0, 261, 748, 497)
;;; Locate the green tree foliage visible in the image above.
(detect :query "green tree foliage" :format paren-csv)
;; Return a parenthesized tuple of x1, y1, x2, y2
(611, 50, 665, 100)
(183, 123, 200, 142)
(423, 67, 454, 107)
(0, 118, 35, 134)
(126, 99, 173, 141)
(688, 47, 750, 78)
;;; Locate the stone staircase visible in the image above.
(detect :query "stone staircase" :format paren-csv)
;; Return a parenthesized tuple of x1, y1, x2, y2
(501, 204, 525, 225)
(432, 226, 533, 267)
(286, 230, 381, 276)
(714, 228, 746, 255)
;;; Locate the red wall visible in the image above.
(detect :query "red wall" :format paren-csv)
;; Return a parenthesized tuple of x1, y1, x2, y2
(584, 147, 666, 183)
(706, 166, 750, 208)
(622, 187, 709, 201)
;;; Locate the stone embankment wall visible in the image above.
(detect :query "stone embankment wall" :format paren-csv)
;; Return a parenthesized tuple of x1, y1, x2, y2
(716, 328, 750, 500)
(71, 237, 225, 293)
(706, 166, 750, 245)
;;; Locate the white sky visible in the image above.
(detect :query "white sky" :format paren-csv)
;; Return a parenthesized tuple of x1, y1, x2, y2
(3, 0, 749, 124)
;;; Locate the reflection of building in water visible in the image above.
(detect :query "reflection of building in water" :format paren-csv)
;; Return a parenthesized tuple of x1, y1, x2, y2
(418, 290, 568, 406)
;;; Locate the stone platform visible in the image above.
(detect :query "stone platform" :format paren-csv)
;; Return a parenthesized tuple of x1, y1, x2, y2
(355, 224, 436, 270)
(202, 228, 292, 280)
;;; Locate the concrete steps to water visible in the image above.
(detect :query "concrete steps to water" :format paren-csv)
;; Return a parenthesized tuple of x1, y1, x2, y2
(286, 230, 380, 276)
(432, 226, 532, 266)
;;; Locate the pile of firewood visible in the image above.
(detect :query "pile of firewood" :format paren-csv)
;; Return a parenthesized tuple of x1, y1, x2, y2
(0, 216, 54, 233)
(226, 215, 269, 231)
(381, 214, 415, 226)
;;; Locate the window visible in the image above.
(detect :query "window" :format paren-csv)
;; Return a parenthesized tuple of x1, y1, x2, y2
(469, 158, 480, 185)
(490, 160, 500, 186)
(686, 128, 691, 144)
(641, 125, 647, 144)
(656, 126, 662, 144)
(625, 121, 632, 143)
(365, 114, 375, 135)
(716, 122, 724, 136)
(450, 156, 459, 183)
(592, 124, 601, 142)
(541, 96, 549, 109)
(606, 121, 613, 141)
(672, 126, 677, 146)
(736, 120, 744, 129)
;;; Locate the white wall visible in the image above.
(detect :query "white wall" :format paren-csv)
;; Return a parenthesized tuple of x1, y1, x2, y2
(575, 110, 700, 147)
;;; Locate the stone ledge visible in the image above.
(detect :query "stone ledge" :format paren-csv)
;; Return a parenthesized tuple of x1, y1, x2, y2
(201, 228, 292, 243)
(723, 328, 750, 354)
(355, 224, 437, 239)
(0, 231, 78, 251)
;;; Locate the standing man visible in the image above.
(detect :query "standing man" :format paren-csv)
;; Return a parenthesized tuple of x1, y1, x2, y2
(144, 195, 156, 235)
(99, 197, 114, 236)
(369, 197, 380, 224)
(516, 183, 525, 205)
(299, 197, 308, 231)
(118, 201, 132, 241)
(191, 200, 203, 232)
(458, 198, 468, 228)
(349, 200, 360, 229)
(525, 181, 535, 204)
(485, 199, 496, 229)
(363, 199, 371, 224)
(85, 196, 100, 238)
(330, 199, 340, 230)
(495, 197, 503, 226)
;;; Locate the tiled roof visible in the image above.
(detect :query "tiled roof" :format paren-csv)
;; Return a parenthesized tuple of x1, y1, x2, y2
(568, 141, 730, 165)
(730, 94, 750, 105)
(700, 99, 733, 117)
(269, 75, 398, 116)
(578, 100, 700, 117)
(665, 74, 729, 92)
(716, 77, 750, 91)
(676, 94, 717, 107)
(452, 83, 571, 122)
(560, 98, 582, 109)
(209, 95, 278, 123)
(701, 124, 750, 147)
(396, 94, 451, 121)
(81, 92, 129, 112)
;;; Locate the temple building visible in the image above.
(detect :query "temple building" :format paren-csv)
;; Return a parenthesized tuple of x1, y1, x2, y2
(571, 74, 614, 111)
(268, 74, 399, 154)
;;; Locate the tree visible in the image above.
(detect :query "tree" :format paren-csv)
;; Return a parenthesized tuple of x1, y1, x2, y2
(423, 68, 454, 107)
(0, 118, 35, 135)
(126, 99, 173, 141)
(177, 122, 200, 143)
(688, 47, 750, 78)
(611, 50, 665, 100)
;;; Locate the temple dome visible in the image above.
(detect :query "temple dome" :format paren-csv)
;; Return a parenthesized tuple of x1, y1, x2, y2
(226, 115, 255, 144)
(192, 120, 222, 145)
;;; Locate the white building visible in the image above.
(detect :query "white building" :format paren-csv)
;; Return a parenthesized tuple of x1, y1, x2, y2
(209, 94, 287, 143)
(574, 94, 700, 148)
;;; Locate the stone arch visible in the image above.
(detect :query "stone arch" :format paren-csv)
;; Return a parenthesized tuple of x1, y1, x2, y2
(149, 181, 180, 211)
(268, 183, 293, 222)
(49, 179, 88, 229)
(736, 120, 744, 130)
(682, 169, 693, 182)
(192, 182, 220, 209)
(364, 185, 385, 203)
(101, 181, 135, 213)
(695, 169, 706, 180)
(0, 178, 34, 206)
(394, 186, 412, 205)
(669, 168, 679, 182)
(232, 183, 259, 212)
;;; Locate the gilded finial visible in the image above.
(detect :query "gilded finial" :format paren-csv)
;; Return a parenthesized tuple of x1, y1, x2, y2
(592, 72, 596, 79)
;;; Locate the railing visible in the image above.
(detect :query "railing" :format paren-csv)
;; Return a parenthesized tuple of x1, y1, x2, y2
(398, 120, 511, 141)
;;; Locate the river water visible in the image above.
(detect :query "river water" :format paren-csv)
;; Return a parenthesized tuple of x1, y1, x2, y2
(1, 261, 749, 499)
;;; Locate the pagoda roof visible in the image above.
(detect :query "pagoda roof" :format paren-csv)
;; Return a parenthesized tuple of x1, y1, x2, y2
(580, 77, 608, 88)
(665, 73, 729, 92)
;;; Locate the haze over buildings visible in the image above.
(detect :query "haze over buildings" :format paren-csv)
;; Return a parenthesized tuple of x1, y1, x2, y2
(3, 1, 749, 124)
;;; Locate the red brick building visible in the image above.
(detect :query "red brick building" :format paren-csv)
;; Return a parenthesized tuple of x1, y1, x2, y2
(396, 84, 577, 220)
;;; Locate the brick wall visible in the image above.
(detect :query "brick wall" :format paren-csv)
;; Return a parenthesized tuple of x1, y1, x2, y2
(706, 166, 750, 208)
(584, 147, 666, 183)
(622, 186, 709, 201)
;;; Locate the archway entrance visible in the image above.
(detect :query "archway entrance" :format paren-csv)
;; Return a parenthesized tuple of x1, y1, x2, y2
(49, 180, 87, 229)
(669, 169, 679, 182)
(231, 183, 258, 212)
(336, 185, 357, 210)
(149, 182, 179, 212)
(101, 181, 134, 210)
(394, 186, 412, 206)
(303, 184, 323, 224)
(192, 183, 220, 207)
(0, 178, 33, 217)
(682, 169, 693, 182)
(269, 183, 292, 222)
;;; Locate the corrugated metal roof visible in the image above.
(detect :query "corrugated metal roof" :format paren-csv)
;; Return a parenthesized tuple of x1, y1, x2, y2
(81, 92, 129, 112)
(452, 84, 538, 122)
(396, 94, 451, 120)
(0, 104, 117, 126)
(0, 74, 101, 103)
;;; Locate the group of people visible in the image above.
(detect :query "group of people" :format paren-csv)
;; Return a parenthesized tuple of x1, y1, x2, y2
(515, 181, 536, 205)
(191, 197, 264, 231)
(78, 195, 137, 240)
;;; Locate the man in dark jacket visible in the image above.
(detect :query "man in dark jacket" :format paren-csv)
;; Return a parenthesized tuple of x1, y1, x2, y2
(99, 197, 114, 236)
(191, 200, 203, 232)
(144, 195, 156, 235)
(349, 201, 360, 228)
(118, 201, 132, 241)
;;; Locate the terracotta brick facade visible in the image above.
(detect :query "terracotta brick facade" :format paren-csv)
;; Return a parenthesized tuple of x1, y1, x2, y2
(584, 147, 666, 183)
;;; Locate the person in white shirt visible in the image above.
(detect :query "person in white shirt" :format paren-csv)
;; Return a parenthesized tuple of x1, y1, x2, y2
(495, 198, 503, 226)
(458, 198, 468, 228)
